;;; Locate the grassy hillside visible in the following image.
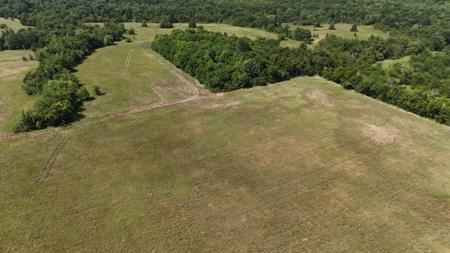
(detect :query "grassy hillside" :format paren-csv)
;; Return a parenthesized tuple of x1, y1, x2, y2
(75, 22, 301, 122)
(1, 76, 450, 252)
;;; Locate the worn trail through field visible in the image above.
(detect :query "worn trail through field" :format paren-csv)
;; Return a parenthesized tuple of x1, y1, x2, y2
(122, 49, 165, 101)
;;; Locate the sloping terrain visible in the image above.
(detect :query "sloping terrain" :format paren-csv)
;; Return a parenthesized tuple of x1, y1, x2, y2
(1, 77, 450, 252)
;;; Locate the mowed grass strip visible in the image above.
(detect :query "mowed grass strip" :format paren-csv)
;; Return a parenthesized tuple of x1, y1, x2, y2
(1, 77, 450, 252)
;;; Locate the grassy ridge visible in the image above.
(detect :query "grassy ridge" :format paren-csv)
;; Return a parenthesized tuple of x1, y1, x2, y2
(1, 77, 450, 251)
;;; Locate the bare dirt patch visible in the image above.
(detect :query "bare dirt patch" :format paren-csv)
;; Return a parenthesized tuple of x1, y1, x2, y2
(361, 123, 403, 144)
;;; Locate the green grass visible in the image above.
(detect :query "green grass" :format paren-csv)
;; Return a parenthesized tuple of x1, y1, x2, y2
(286, 23, 389, 46)
(0, 17, 31, 31)
(1, 76, 450, 251)
(2, 23, 450, 251)
(379, 56, 411, 69)
(74, 22, 199, 120)
(0, 50, 39, 134)
(75, 22, 301, 122)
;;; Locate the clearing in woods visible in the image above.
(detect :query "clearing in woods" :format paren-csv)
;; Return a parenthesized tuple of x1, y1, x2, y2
(0, 17, 32, 31)
(286, 23, 389, 47)
(1, 76, 450, 252)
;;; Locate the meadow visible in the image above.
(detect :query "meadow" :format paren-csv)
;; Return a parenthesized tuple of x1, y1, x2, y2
(0, 17, 31, 31)
(1, 21, 450, 252)
(0, 49, 38, 134)
(287, 23, 389, 46)
(1, 76, 450, 251)
(75, 22, 301, 122)
(0, 22, 388, 132)
(0, 18, 38, 134)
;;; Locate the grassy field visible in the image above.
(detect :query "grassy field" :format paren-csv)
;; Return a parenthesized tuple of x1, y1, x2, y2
(75, 22, 302, 122)
(0, 17, 31, 31)
(380, 56, 411, 69)
(73, 22, 201, 120)
(2, 22, 450, 251)
(0, 48, 38, 134)
(0, 18, 37, 134)
(1, 76, 450, 252)
(0, 21, 388, 133)
(287, 23, 388, 46)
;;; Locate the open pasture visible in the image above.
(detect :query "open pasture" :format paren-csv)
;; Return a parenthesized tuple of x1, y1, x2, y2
(287, 23, 389, 45)
(74, 22, 200, 121)
(0, 50, 38, 134)
(1, 76, 450, 252)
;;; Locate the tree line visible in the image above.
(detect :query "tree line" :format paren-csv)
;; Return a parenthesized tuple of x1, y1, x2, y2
(152, 28, 450, 125)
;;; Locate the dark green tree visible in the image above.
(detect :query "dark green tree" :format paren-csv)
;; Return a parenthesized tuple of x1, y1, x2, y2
(188, 19, 197, 28)
(328, 22, 335, 30)
(159, 16, 174, 28)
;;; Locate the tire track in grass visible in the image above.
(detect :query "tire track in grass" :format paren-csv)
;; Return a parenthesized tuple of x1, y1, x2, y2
(39, 131, 72, 182)
(143, 48, 199, 96)
(122, 49, 165, 102)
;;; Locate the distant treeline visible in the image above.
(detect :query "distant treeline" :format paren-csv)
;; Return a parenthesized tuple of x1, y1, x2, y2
(3, 0, 450, 43)
(152, 28, 450, 125)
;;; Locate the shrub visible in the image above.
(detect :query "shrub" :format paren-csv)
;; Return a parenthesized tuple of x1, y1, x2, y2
(328, 22, 335, 30)
(92, 85, 102, 96)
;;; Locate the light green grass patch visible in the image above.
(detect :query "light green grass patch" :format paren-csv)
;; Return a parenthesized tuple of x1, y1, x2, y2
(286, 23, 389, 46)
(0, 50, 39, 134)
(91, 22, 303, 48)
(379, 56, 411, 69)
(75, 22, 199, 120)
(0, 17, 31, 31)
(1, 76, 450, 251)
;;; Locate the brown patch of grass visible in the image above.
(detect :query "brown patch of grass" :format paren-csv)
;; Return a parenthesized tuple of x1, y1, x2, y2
(360, 123, 403, 144)
(305, 89, 335, 107)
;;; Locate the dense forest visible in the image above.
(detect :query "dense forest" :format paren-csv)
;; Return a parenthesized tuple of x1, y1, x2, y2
(2, 0, 450, 129)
